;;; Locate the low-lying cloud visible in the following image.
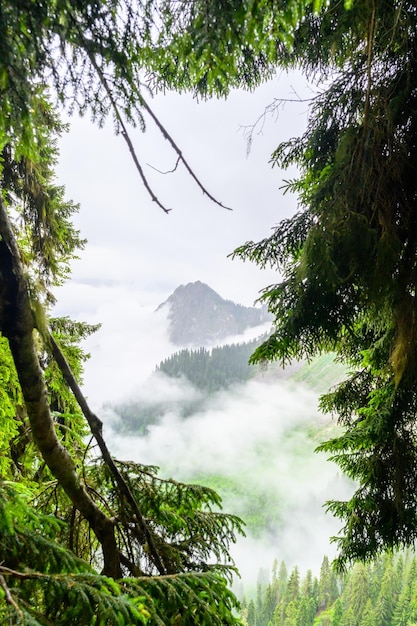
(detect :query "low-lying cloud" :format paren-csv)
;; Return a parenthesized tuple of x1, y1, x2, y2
(55, 285, 353, 588)
(105, 373, 353, 588)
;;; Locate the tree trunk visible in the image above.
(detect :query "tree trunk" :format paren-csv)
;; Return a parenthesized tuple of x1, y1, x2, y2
(0, 197, 121, 578)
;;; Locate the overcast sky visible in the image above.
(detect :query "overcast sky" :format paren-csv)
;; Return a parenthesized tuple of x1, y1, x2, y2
(53, 70, 312, 404)
(55, 72, 310, 303)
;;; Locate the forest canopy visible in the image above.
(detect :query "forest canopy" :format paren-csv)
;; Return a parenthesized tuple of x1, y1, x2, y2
(0, 0, 416, 623)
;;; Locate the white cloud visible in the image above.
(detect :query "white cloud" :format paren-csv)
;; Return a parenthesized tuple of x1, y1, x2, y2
(105, 372, 353, 586)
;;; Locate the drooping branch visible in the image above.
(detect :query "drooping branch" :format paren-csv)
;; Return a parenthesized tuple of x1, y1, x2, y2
(0, 573, 23, 621)
(139, 96, 232, 211)
(65, 13, 171, 214)
(49, 333, 168, 575)
(0, 197, 121, 578)
(69, 12, 231, 213)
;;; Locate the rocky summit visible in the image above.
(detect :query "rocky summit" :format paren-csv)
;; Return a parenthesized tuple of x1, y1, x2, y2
(157, 281, 271, 346)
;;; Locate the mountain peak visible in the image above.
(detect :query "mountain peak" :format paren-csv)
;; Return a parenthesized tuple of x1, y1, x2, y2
(157, 281, 271, 346)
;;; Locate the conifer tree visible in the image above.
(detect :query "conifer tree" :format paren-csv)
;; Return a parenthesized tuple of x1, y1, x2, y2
(331, 598, 344, 626)
(318, 556, 339, 611)
(345, 564, 370, 624)
(228, 0, 417, 567)
(0, 6, 248, 618)
(285, 567, 300, 605)
(372, 558, 399, 626)
(247, 599, 256, 626)
(358, 601, 377, 626)
(297, 597, 314, 626)
(395, 556, 417, 625)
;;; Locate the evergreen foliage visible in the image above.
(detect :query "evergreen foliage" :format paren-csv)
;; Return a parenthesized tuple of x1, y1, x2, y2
(229, 0, 417, 567)
(189, 473, 283, 539)
(157, 340, 262, 393)
(243, 551, 417, 626)
(0, 480, 243, 625)
(3, 0, 416, 618)
(0, 481, 150, 625)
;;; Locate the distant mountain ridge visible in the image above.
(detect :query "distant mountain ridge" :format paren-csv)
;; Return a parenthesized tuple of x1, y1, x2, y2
(157, 280, 271, 346)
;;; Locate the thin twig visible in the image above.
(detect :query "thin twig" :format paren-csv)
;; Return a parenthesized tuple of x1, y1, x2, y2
(70, 17, 171, 214)
(147, 156, 181, 174)
(363, 0, 376, 127)
(240, 91, 315, 153)
(0, 573, 24, 622)
(0, 566, 45, 580)
(120, 127, 172, 213)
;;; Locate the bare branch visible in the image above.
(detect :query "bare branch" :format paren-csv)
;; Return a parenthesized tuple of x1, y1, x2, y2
(140, 95, 232, 210)
(49, 332, 168, 576)
(68, 11, 232, 213)
(0, 573, 24, 622)
(69, 16, 171, 214)
(239, 89, 315, 154)
(120, 127, 172, 214)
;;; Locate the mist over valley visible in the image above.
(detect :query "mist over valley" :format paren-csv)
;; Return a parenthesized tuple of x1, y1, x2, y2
(80, 282, 353, 591)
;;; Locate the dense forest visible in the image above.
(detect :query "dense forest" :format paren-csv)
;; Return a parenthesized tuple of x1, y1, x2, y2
(2, 0, 417, 623)
(242, 551, 417, 626)
(157, 340, 262, 392)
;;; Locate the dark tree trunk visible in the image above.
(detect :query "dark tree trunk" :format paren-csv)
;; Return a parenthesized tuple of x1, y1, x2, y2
(0, 198, 121, 578)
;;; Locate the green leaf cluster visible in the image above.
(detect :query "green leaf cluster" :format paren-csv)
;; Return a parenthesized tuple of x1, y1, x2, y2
(91, 459, 245, 579)
(0, 475, 244, 624)
(0, 480, 150, 625)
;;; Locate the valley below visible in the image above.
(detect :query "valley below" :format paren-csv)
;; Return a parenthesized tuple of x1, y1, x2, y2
(101, 283, 352, 590)
(80, 281, 417, 624)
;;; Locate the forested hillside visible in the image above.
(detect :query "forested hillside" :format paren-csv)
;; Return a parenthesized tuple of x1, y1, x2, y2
(111, 336, 268, 433)
(242, 551, 417, 626)
(110, 342, 339, 436)
(157, 340, 261, 391)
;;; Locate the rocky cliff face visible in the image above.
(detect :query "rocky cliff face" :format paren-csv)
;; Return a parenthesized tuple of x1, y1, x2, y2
(157, 281, 271, 346)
